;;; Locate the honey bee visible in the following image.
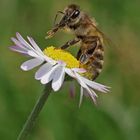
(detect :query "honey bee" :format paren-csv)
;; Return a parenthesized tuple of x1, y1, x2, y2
(46, 4, 108, 80)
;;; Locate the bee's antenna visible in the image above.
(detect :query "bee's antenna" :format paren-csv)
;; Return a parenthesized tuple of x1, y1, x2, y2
(54, 11, 65, 26)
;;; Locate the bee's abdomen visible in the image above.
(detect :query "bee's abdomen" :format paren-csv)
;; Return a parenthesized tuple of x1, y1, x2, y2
(77, 37, 104, 80)
(90, 45, 104, 80)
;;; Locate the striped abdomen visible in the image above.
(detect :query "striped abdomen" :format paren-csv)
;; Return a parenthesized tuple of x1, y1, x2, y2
(77, 36, 104, 80)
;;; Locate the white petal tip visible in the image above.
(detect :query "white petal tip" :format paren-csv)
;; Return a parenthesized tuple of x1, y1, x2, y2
(16, 32, 20, 36)
(52, 83, 62, 92)
(11, 37, 15, 42)
(40, 81, 46, 85)
(52, 88, 59, 92)
(40, 79, 48, 85)
(35, 75, 40, 80)
(91, 96, 98, 105)
(20, 65, 28, 71)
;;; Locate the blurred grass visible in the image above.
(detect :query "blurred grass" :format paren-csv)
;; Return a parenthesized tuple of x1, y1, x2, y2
(0, 0, 140, 140)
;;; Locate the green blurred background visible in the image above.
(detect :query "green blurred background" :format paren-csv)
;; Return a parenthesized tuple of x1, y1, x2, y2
(0, 0, 140, 140)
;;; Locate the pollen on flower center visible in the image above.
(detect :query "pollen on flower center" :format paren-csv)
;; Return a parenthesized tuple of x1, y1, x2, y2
(43, 46, 80, 68)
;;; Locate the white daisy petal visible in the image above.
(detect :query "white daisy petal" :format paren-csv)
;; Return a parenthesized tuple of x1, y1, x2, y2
(76, 74, 97, 103)
(9, 46, 28, 54)
(41, 64, 61, 84)
(16, 33, 46, 60)
(72, 68, 86, 73)
(65, 68, 75, 78)
(27, 50, 40, 58)
(52, 66, 65, 91)
(76, 73, 109, 92)
(21, 58, 44, 71)
(75, 72, 98, 98)
(27, 36, 43, 54)
(35, 63, 53, 80)
(79, 75, 110, 93)
(85, 87, 97, 104)
(16, 32, 33, 50)
(11, 37, 28, 50)
(11, 33, 56, 65)
(89, 80, 110, 91)
(43, 55, 56, 65)
(27, 36, 47, 59)
(76, 76, 98, 103)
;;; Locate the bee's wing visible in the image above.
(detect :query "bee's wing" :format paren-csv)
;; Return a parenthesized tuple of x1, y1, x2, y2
(89, 19, 115, 47)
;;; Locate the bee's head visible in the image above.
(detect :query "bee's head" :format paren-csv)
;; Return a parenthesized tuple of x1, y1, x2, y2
(46, 4, 81, 39)
(63, 4, 81, 26)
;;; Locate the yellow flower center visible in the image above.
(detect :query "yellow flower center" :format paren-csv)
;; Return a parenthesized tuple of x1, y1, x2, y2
(43, 46, 80, 68)
(43, 46, 94, 80)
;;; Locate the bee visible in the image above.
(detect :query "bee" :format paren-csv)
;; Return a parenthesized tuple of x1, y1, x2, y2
(46, 4, 108, 80)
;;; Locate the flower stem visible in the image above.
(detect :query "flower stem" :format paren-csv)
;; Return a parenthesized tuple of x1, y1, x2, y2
(17, 84, 52, 140)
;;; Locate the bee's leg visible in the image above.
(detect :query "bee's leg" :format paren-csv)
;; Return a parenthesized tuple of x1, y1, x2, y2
(60, 38, 80, 49)
(79, 53, 89, 64)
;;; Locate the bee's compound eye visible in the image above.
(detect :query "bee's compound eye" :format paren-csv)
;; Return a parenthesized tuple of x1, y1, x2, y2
(71, 10, 80, 19)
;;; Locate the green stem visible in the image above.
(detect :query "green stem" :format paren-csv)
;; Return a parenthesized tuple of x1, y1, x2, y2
(17, 84, 52, 140)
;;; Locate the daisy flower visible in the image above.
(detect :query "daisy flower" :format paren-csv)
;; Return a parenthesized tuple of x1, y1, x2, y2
(10, 32, 110, 105)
